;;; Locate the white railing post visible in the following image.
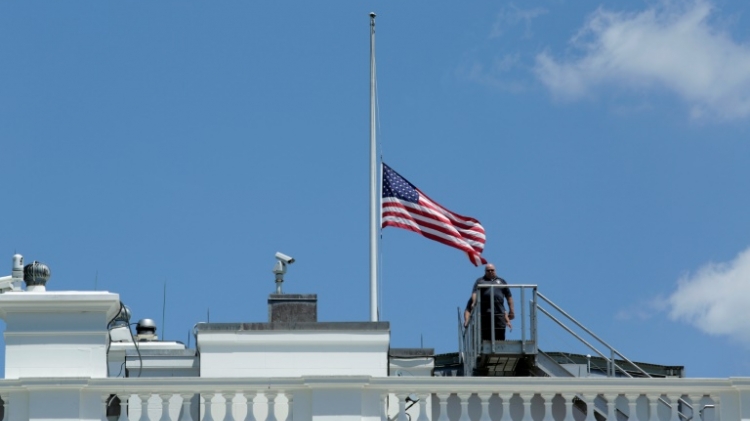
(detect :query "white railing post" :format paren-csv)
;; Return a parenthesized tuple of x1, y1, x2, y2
(499, 393, 513, 421)
(416, 393, 429, 421)
(580, 393, 595, 421)
(666, 394, 681, 421)
(520, 393, 534, 421)
(139, 393, 152, 421)
(562, 393, 575, 421)
(541, 393, 555, 421)
(118, 394, 131, 421)
(477, 392, 491, 421)
(647, 393, 660, 421)
(624, 394, 639, 421)
(436, 393, 450, 421)
(159, 394, 172, 421)
(457, 393, 471, 421)
(222, 393, 235, 421)
(396, 394, 409, 421)
(603, 393, 618, 421)
(242, 392, 256, 421)
(265, 392, 278, 421)
(203, 393, 216, 421)
(179, 394, 194, 421)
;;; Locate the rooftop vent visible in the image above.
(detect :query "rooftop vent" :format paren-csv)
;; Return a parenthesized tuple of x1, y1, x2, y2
(24, 261, 50, 292)
(135, 318, 158, 342)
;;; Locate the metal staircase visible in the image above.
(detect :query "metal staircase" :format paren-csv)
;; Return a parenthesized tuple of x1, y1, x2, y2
(457, 284, 695, 420)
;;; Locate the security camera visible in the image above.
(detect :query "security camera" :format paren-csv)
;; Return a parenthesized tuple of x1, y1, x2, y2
(275, 252, 295, 264)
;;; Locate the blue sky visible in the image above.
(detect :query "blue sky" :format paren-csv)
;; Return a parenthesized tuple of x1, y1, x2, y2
(2, 0, 749, 378)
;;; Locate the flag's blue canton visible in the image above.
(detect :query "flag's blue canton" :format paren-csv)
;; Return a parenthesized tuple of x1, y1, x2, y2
(382, 164, 419, 203)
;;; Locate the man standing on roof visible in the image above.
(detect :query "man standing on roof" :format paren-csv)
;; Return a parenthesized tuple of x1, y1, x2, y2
(463, 263, 515, 341)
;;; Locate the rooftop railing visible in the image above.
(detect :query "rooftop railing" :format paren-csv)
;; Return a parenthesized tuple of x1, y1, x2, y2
(0, 375, 743, 421)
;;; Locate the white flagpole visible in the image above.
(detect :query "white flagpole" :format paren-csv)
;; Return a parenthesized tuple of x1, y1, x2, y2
(369, 12, 378, 322)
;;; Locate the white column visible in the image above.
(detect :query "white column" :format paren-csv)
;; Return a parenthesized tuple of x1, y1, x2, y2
(477, 392, 491, 421)
(499, 393, 513, 421)
(417, 393, 430, 421)
(647, 393, 660, 421)
(666, 394, 681, 421)
(265, 392, 277, 421)
(580, 393, 595, 421)
(541, 393, 555, 421)
(203, 394, 216, 421)
(243, 392, 256, 421)
(179, 394, 194, 421)
(625, 394, 639, 421)
(222, 393, 235, 421)
(159, 394, 172, 421)
(562, 393, 575, 421)
(457, 393, 471, 421)
(139, 394, 152, 421)
(397, 394, 409, 421)
(603, 393, 618, 421)
(436, 393, 450, 421)
(520, 393, 534, 421)
(118, 394, 130, 421)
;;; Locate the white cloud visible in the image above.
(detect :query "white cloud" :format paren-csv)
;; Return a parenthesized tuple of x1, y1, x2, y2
(490, 4, 548, 39)
(534, 1, 750, 119)
(667, 246, 750, 344)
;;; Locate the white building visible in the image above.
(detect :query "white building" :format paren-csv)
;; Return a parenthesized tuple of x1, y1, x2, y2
(0, 255, 746, 421)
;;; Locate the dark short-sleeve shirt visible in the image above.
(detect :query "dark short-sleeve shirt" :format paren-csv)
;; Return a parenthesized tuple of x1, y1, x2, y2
(472, 276, 512, 317)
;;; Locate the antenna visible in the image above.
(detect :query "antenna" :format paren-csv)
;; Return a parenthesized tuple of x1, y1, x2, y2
(161, 280, 167, 340)
(94, 271, 98, 291)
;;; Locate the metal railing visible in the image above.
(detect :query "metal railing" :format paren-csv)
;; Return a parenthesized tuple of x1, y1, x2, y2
(459, 285, 696, 420)
(460, 284, 538, 376)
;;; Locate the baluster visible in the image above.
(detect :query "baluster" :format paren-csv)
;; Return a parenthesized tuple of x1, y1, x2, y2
(603, 393, 618, 421)
(101, 394, 111, 421)
(580, 393, 595, 421)
(647, 393, 660, 421)
(666, 394, 681, 421)
(562, 393, 575, 421)
(397, 394, 409, 421)
(265, 392, 278, 421)
(624, 394, 639, 421)
(436, 393, 450, 421)
(160, 394, 173, 421)
(499, 393, 513, 421)
(139, 393, 153, 421)
(541, 393, 555, 421)
(179, 393, 194, 421)
(222, 393, 235, 421)
(520, 393, 534, 421)
(118, 394, 131, 421)
(457, 393, 471, 421)
(416, 393, 430, 421)
(242, 392, 256, 421)
(203, 393, 216, 421)
(477, 392, 491, 421)
(690, 394, 703, 421)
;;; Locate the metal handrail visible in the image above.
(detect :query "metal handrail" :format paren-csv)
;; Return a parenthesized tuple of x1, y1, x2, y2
(535, 291, 692, 420)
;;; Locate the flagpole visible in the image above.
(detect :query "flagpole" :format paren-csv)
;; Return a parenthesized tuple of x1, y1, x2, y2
(369, 12, 378, 322)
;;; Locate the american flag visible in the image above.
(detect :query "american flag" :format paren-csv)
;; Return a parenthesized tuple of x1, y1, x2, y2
(381, 163, 487, 266)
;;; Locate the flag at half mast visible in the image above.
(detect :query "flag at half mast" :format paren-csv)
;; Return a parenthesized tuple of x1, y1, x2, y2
(381, 163, 487, 266)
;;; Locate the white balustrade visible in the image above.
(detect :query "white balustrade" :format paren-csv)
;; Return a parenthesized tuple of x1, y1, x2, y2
(0, 376, 742, 421)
